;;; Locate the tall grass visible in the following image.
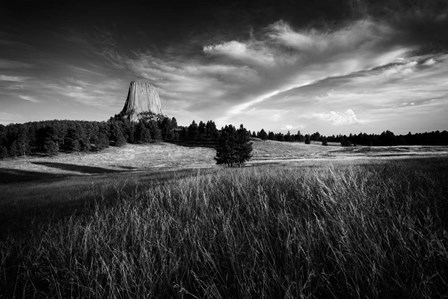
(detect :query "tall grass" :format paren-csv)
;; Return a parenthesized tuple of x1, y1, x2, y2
(1, 160, 448, 298)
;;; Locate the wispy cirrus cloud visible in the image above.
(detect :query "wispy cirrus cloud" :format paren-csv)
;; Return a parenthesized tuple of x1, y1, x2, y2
(203, 40, 275, 67)
(109, 18, 421, 133)
(0, 75, 27, 82)
(1, 2, 447, 134)
(312, 109, 363, 126)
(18, 95, 39, 103)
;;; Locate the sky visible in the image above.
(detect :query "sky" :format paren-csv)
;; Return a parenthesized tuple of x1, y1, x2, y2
(1, 0, 448, 135)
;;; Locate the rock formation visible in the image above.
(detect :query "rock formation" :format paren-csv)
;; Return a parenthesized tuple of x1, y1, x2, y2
(120, 80, 163, 122)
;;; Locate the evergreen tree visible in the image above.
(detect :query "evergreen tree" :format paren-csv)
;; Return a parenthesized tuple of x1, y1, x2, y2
(135, 121, 152, 143)
(149, 120, 162, 141)
(275, 132, 285, 141)
(215, 124, 252, 167)
(305, 134, 311, 144)
(258, 129, 268, 141)
(205, 120, 219, 140)
(96, 132, 110, 150)
(64, 128, 81, 152)
(44, 139, 59, 156)
(42, 126, 59, 155)
(171, 117, 179, 140)
(311, 132, 321, 141)
(180, 127, 188, 140)
(188, 120, 199, 140)
(171, 117, 178, 128)
(160, 117, 174, 140)
(110, 122, 126, 147)
(198, 121, 206, 139)
(236, 124, 253, 165)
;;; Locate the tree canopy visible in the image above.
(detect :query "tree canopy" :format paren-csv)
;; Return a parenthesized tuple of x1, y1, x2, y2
(215, 124, 253, 167)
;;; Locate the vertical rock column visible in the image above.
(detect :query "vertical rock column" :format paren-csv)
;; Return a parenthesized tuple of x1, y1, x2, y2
(120, 81, 163, 122)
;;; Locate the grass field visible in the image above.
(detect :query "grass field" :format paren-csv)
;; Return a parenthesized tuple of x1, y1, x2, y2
(1, 151, 448, 298)
(1, 140, 447, 176)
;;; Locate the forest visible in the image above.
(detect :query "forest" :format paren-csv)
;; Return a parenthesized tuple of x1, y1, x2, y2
(252, 128, 448, 146)
(1, 115, 447, 159)
(0, 116, 221, 159)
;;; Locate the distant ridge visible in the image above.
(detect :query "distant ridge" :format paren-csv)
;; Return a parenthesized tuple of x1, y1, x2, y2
(120, 80, 163, 122)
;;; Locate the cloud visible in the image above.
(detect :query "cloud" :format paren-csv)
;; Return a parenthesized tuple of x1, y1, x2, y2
(313, 109, 362, 126)
(114, 19, 417, 127)
(42, 78, 126, 109)
(203, 40, 275, 67)
(88, 16, 447, 133)
(0, 75, 27, 82)
(18, 95, 39, 103)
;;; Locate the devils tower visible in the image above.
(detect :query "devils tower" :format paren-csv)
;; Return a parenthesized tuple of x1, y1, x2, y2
(120, 80, 163, 122)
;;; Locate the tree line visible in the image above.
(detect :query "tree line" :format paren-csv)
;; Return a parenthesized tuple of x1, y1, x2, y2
(252, 129, 448, 146)
(2, 114, 446, 164)
(0, 116, 176, 158)
(0, 116, 224, 159)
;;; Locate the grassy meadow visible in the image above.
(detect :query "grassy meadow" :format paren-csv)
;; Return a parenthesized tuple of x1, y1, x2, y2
(1, 157, 448, 298)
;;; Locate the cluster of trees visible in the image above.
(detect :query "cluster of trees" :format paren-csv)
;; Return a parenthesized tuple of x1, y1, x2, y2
(327, 130, 448, 146)
(0, 120, 110, 158)
(252, 128, 448, 146)
(0, 115, 224, 159)
(215, 125, 252, 167)
(252, 129, 305, 142)
(3, 112, 446, 166)
(107, 114, 179, 146)
(0, 115, 180, 158)
(177, 120, 219, 142)
(0, 115, 253, 167)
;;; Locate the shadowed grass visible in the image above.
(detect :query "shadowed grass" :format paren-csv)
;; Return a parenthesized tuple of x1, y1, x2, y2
(31, 162, 123, 174)
(1, 159, 448, 298)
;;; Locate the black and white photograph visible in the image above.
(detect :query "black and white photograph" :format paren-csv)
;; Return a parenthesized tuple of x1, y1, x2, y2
(1, 0, 448, 297)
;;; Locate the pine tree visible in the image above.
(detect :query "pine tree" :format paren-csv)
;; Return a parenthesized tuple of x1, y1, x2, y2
(135, 121, 152, 144)
(160, 117, 174, 140)
(305, 134, 311, 144)
(215, 124, 252, 167)
(205, 120, 219, 140)
(236, 124, 253, 165)
(96, 132, 110, 150)
(215, 125, 237, 166)
(64, 128, 81, 152)
(188, 120, 199, 140)
(110, 122, 126, 147)
(258, 129, 268, 141)
(149, 120, 162, 141)
(42, 126, 59, 155)
(44, 139, 59, 156)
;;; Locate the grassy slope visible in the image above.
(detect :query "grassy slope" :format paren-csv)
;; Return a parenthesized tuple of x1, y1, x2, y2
(0, 142, 216, 175)
(1, 158, 448, 298)
(1, 141, 447, 176)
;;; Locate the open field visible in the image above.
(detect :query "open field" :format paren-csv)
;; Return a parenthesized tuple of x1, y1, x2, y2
(1, 158, 448, 298)
(1, 140, 447, 176)
(1, 142, 448, 298)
